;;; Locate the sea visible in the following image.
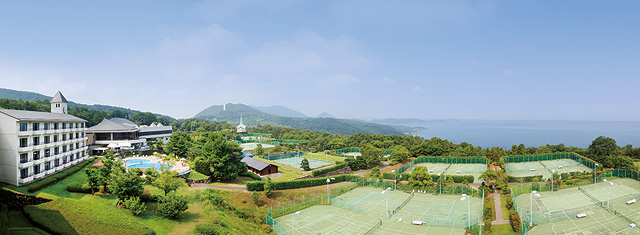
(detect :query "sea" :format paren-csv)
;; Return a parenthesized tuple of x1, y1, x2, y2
(414, 120, 640, 148)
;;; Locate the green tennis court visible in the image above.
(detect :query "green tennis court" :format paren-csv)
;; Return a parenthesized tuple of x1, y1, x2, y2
(405, 163, 486, 183)
(390, 192, 482, 228)
(507, 159, 593, 179)
(271, 156, 334, 170)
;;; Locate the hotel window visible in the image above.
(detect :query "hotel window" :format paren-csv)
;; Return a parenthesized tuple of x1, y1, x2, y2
(45, 161, 51, 170)
(62, 134, 67, 141)
(81, 123, 85, 128)
(33, 165, 40, 174)
(75, 123, 79, 128)
(33, 151, 40, 160)
(20, 153, 28, 163)
(45, 149, 51, 157)
(19, 123, 28, 131)
(32, 123, 39, 131)
(54, 135, 59, 142)
(76, 143, 79, 149)
(69, 133, 73, 140)
(54, 123, 59, 130)
(44, 123, 50, 130)
(54, 147, 59, 155)
(69, 123, 73, 129)
(33, 137, 40, 146)
(62, 123, 66, 129)
(76, 133, 79, 139)
(44, 136, 50, 144)
(20, 138, 28, 148)
(20, 168, 29, 179)
(63, 146, 67, 152)
(54, 159, 60, 167)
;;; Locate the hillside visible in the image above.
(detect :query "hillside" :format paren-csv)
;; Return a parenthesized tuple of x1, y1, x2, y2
(249, 105, 308, 118)
(0, 88, 175, 120)
(194, 103, 404, 135)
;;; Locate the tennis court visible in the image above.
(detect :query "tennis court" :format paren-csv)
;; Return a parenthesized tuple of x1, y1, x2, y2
(515, 178, 640, 234)
(506, 159, 593, 179)
(390, 192, 482, 228)
(405, 163, 486, 183)
(240, 142, 275, 151)
(272, 156, 333, 170)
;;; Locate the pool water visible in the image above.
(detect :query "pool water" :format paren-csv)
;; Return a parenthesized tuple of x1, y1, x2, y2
(125, 158, 151, 164)
(126, 162, 174, 171)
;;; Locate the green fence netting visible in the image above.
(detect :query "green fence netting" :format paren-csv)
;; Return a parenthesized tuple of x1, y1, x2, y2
(334, 147, 392, 155)
(262, 152, 304, 161)
(504, 153, 598, 170)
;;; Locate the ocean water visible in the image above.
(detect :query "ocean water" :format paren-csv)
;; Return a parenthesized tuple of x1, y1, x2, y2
(415, 120, 640, 148)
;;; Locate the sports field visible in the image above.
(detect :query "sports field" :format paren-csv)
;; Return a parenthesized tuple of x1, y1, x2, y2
(506, 159, 593, 179)
(405, 163, 487, 183)
(240, 142, 275, 151)
(271, 156, 333, 170)
(274, 187, 480, 234)
(515, 178, 640, 234)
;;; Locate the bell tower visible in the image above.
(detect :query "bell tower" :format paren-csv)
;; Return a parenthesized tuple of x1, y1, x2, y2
(50, 91, 68, 114)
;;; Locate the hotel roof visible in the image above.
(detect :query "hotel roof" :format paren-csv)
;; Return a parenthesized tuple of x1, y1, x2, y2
(0, 109, 86, 122)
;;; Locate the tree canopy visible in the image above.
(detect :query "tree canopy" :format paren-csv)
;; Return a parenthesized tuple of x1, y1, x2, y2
(194, 132, 244, 180)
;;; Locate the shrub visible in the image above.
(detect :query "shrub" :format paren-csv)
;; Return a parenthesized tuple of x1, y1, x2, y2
(510, 209, 522, 233)
(24, 198, 154, 235)
(27, 158, 97, 193)
(251, 191, 260, 203)
(66, 181, 93, 193)
(312, 163, 347, 177)
(130, 168, 143, 176)
(195, 223, 231, 235)
(483, 218, 492, 233)
(239, 171, 261, 181)
(122, 196, 146, 216)
(144, 168, 158, 184)
(157, 195, 189, 219)
(246, 174, 359, 191)
(140, 190, 160, 203)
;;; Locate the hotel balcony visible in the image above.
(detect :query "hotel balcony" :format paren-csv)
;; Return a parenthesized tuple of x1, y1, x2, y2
(18, 160, 33, 168)
(18, 145, 33, 152)
(44, 129, 54, 134)
(18, 130, 31, 136)
(34, 171, 45, 179)
(33, 129, 44, 135)
(55, 165, 63, 171)
(45, 168, 55, 175)
(44, 142, 55, 148)
(19, 175, 34, 185)
(33, 158, 45, 165)
(33, 144, 44, 150)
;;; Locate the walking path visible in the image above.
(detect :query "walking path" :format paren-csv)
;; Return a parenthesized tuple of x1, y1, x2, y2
(493, 189, 510, 225)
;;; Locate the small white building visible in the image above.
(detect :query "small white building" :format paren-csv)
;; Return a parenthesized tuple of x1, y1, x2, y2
(0, 91, 89, 186)
(86, 118, 172, 151)
(236, 114, 246, 133)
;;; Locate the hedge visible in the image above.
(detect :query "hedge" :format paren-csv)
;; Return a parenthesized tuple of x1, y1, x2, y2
(65, 181, 92, 194)
(27, 158, 98, 193)
(246, 174, 359, 191)
(195, 223, 232, 235)
(24, 198, 155, 235)
(239, 171, 262, 181)
(311, 163, 348, 177)
(382, 172, 411, 181)
(505, 175, 544, 183)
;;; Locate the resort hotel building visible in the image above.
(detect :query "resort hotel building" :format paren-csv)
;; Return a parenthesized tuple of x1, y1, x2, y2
(86, 118, 172, 152)
(0, 91, 89, 186)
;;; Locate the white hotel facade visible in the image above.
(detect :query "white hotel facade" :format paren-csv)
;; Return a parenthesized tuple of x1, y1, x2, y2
(0, 91, 88, 186)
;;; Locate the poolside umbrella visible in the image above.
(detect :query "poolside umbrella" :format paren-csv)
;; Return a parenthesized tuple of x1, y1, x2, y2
(91, 160, 104, 167)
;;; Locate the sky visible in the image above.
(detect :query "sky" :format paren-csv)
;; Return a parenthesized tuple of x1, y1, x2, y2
(1, 1, 639, 121)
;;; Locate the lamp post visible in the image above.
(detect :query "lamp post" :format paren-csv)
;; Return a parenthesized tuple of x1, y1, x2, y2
(551, 170, 555, 191)
(392, 170, 396, 190)
(604, 179, 614, 211)
(461, 194, 471, 228)
(438, 173, 442, 194)
(292, 211, 301, 235)
(530, 191, 540, 226)
(594, 163, 599, 182)
(326, 177, 335, 202)
(381, 187, 391, 219)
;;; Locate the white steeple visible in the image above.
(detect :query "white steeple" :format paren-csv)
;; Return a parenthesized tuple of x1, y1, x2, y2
(50, 91, 68, 114)
(236, 113, 246, 133)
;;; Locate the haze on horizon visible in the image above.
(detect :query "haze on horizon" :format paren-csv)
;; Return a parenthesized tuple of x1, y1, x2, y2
(1, 1, 639, 121)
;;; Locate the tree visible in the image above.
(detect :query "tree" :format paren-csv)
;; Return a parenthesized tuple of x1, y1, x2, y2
(144, 168, 159, 184)
(408, 166, 433, 190)
(367, 166, 381, 178)
(130, 112, 157, 125)
(360, 143, 382, 169)
(109, 109, 129, 119)
(445, 175, 455, 186)
(264, 177, 274, 197)
(255, 144, 265, 156)
(85, 168, 101, 195)
(485, 147, 506, 166)
(122, 196, 146, 216)
(389, 145, 409, 164)
(157, 195, 189, 219)
(109, 167, 145, 201)
(251, 191, 260, 204)
(300, 158, 311, 171)
(588, 136, 619, 163)
(154, 169, 183, 197)
(194, 132, 244, 180)
(98, 158, 114, 192)
(166, 132, 190, 158)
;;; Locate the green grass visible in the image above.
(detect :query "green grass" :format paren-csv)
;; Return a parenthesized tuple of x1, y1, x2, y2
(500, 194, 510, 223)
(6, 211, 49, 235)
(259, 158, 310, 181)
(209, 176, 255, 186)
(485, 224, 519, 235)
(187, 170, 208, 180)
(301, 153, 345, 163)
(24, 198, 154, 235)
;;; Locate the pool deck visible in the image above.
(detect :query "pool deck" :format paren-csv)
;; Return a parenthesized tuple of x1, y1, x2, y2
(123, 156, 191, 175)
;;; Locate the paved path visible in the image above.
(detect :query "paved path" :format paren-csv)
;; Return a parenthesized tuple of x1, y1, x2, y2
(190, 184, 248, 191)
(493, 189, 510, 225)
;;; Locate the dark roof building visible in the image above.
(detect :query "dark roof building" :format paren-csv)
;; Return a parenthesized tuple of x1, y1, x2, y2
(241, 157, 278, 176)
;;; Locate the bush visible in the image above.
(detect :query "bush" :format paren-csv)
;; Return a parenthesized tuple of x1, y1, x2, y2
(28, 158, 97, 193)
(251, 191, 260, 203)
(122, 196, 146, 216)
(130, 168, 143, 176)
(311, 163, 348, 177)
(24, 198, 154, 235)
(239, 171, 262, 181)
(66, 181, 93, 193)
(510, 209, 522, 233)
(483, 218, 492, 233)
(157, 195, 189, 219)
(140, 190, 160, 203)
(246, 174, 359, 191)
(195, 223, 231, 235)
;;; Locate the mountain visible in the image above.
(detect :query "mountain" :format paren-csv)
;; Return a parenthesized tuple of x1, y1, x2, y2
(249, 105, 308, 118)
(194, 103, 404, 135)
(316, 112, 334, 118)
(0, 88, 175, 120)
(369, 118, 431, 126)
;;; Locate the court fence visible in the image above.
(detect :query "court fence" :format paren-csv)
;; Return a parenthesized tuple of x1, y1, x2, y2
(504, 152, 598, 170)
(334, 147, 393, 155)
(397, 157, 487, 174)
(262, 152, 304, 161)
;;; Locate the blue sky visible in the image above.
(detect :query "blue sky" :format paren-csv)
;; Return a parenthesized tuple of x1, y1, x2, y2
(1, 1, 639, 120)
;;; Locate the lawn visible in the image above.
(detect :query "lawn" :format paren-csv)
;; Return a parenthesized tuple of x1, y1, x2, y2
(187, 170, 208, 180)
(486, 224, 518, 235)
(500, 194, 510, 223)
(259, 158, 310, 181)
(300, 153, 345, 163)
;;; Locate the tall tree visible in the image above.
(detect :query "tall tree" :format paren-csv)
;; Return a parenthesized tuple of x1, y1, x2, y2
(360, 143, 382, 168)
(130, 112, 157, 125)
(300, 158, 311, 171)
(588, 136, 619, 163)
(408, 166, 433, 190)
(194, 132, 244, 180)
(85, 168, 101, 195)
(389, 145, 409, 163)
(109, 167, 145, 201)
(154, 169, 183, 197)
(166, 132, 190, 158)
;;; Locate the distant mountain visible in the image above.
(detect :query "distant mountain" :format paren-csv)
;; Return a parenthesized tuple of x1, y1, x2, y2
(194, 103, 404, 135)
(249, 105, 308, 118)
(316, 112, 334, 118)
(0, 88, 175, 120)
(369, 118, 431, 126)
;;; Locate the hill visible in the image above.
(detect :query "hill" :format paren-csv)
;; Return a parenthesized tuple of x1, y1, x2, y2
(249, 105, 308, 118)
(316, 112, 334, 118)
(0, 87, 175, 120)
(194, 103, 404, 135)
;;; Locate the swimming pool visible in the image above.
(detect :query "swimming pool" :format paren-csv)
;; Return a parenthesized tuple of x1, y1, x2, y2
(125, 158, 151, 164)
(126, 162, 174, 171)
